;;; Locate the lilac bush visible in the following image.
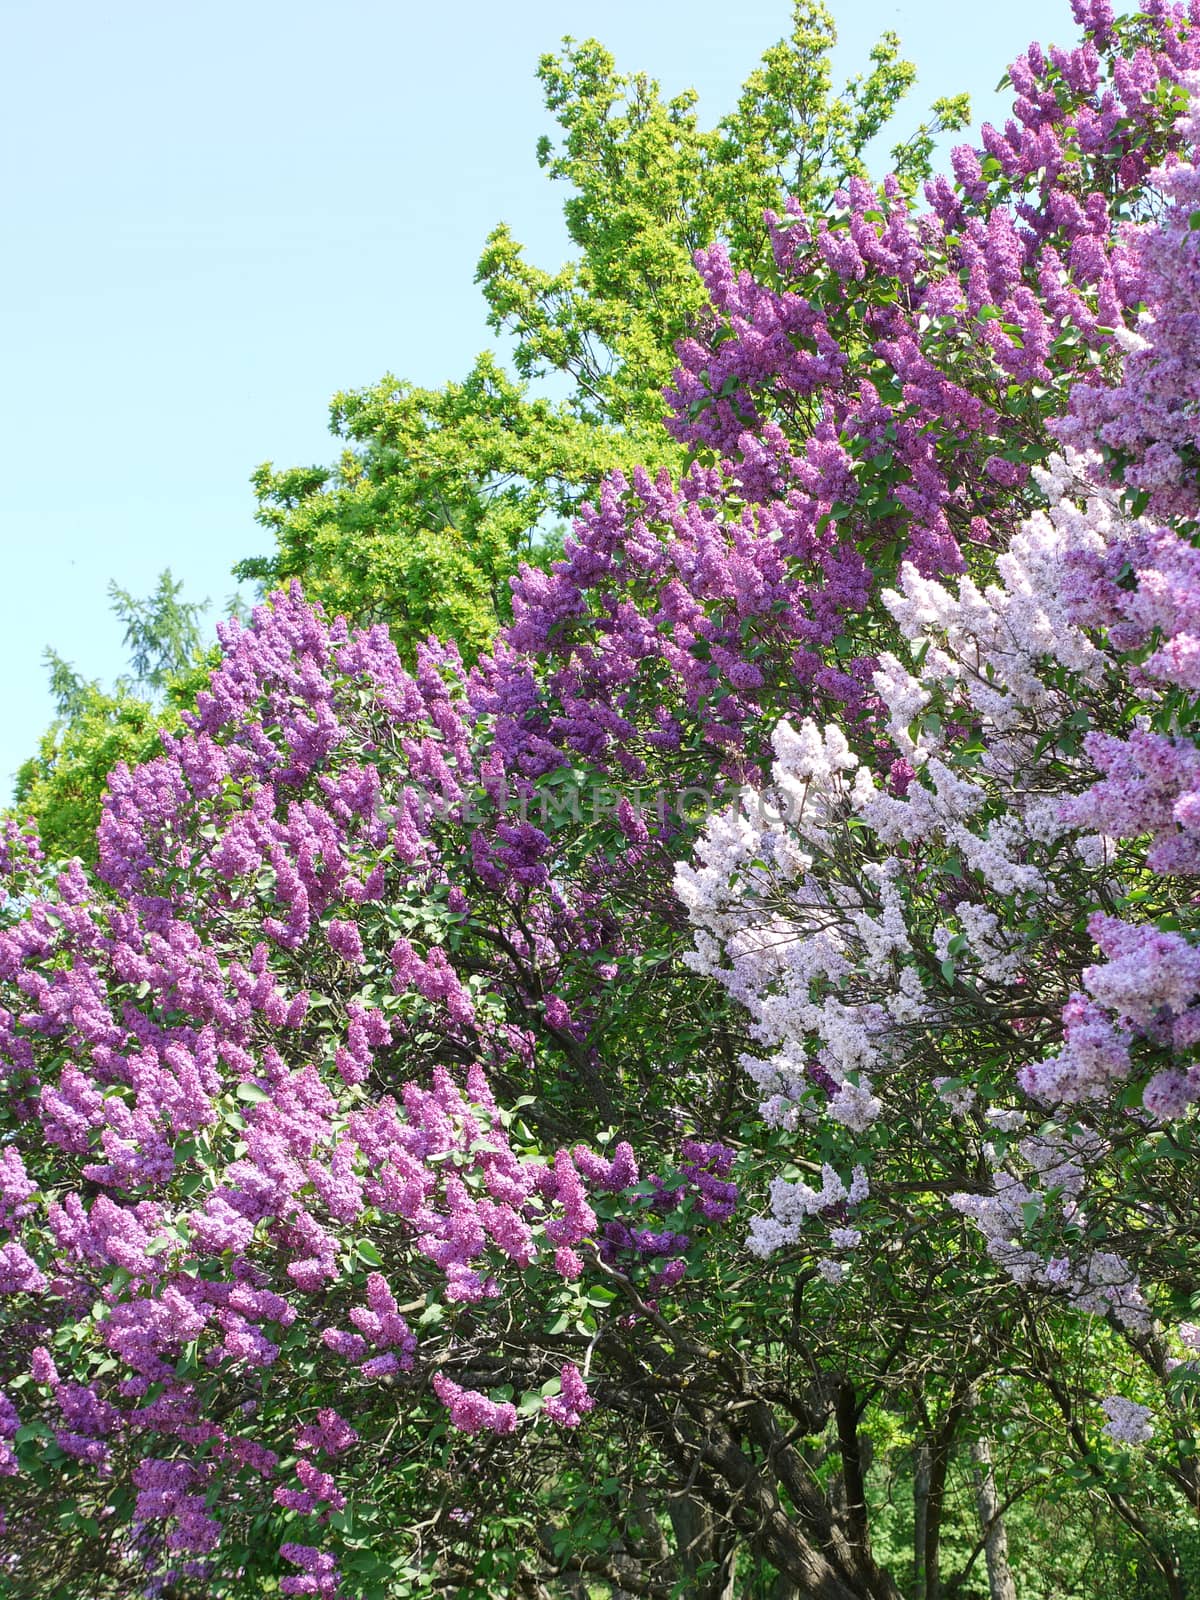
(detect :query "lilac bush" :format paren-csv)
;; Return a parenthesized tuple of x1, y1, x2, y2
(0, 591, 745, 1594)
(679, 66, 1200, 1590)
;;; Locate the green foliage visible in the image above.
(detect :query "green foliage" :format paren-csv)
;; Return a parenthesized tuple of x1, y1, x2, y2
(236, 353, 643, 661)
(106, 568, 209, 697)
(9, 569, 214, 865)
(12, 684, 171, 867)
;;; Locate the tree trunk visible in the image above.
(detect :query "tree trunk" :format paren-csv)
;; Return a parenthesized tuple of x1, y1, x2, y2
(836, 1382, 872, 1558)
(923, 1391, 965, 1600)
(913, 1442, 931, 1597)
(969, 1437, 1016, 1600)
(598, 1348, 904, 1600)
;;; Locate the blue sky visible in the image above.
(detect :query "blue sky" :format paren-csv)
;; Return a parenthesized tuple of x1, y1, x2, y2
(2, 0, 1073, 791)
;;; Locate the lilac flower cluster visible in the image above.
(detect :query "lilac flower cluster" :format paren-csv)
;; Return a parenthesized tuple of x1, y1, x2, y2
(132, 1457, 221, 1557)
(280, 1541, 342, 1598)
(0, 819, 43, 909)
(1101, 1395, 1155, 1446)
(431, 1373, 517, 1436)
(0, 1392, 18, 1479)
(543, 1362, 595, 1429)
(595, 1139, 737, 1300)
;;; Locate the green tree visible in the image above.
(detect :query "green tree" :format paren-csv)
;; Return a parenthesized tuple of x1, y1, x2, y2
(236, 1, 968, 656)
(10, 569, 213, 865)
(106, 568, 209, 697)
(238, 353, 637, 660)
(477, 8, 968, 431)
